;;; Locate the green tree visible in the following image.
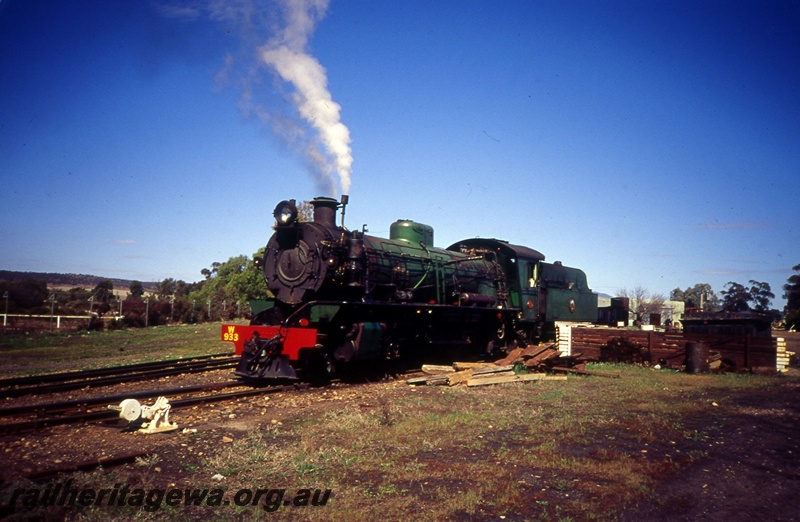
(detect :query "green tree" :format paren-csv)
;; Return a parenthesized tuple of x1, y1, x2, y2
(92, 280, 115, 316)
(0, 279, 49, 313)
(129, 280, 145, 300)
(63, 287, 92, 314)
(228, 249, 270, 303)
(201, 262, 222, 280)
(669, 283, 720, 311)
(747, 280, 774, 312)
(783, 264, 800, 329)
(155, 278, 176, 300)
(721, 282, 751, 312)
(188, 251, 269, 321)
(173, 280, 195, 297)
(721, 280, 775, 313)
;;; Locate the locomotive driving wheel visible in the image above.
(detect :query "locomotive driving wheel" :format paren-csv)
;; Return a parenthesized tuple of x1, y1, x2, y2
(302, 348, 334, 385)
(486, 320, 520, 355)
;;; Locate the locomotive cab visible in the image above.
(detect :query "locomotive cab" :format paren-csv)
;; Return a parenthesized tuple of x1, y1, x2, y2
(447, 238, 598, 342)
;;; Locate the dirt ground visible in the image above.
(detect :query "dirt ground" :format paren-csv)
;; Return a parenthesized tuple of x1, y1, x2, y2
(623, 378, 800, 521)
(2, 368, 799, 520)
(621, 331, 800, 521)
(2, 331, 799, 520)
(0, 373, 370, 481)
(0, 378, 415, 519)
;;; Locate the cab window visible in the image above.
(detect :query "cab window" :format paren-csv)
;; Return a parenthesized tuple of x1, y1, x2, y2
(528, 262, 539, 288)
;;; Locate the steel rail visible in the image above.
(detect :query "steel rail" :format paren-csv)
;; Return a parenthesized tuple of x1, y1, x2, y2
(0, 380, 247, 417)
(0, 384, 298, 435)
(1, 358, 240, 398)
(0, 352, 232, 388)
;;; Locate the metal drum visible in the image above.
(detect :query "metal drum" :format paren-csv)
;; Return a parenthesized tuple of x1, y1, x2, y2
(685, 342, 709, 373)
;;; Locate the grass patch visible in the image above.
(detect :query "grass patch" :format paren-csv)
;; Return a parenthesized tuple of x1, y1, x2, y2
(0, 322, 233, 377)
(3, 327, 797, 521)
(191, 364, 798, 520)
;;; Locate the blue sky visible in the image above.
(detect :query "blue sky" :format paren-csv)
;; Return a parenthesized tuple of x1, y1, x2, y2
(1, 0, 798, 309)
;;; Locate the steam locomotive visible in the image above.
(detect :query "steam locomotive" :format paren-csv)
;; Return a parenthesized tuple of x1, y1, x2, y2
(222, 196, 598, 381)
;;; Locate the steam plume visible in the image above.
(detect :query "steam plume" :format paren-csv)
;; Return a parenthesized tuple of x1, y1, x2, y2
(260, 0, 352, 196)
(154, 0, 352, 196)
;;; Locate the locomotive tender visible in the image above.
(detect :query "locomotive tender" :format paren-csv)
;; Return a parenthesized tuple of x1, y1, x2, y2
(222, 196, 598, 381)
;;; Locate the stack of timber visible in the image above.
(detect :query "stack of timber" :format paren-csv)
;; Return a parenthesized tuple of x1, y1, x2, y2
(775, 338, 792, 373)
(684, 333, 778, 371)
(562, 327, 788, 372)
(407, 360, 566, 387)
(566, 328, 685, 366)
(564, 325, 783, 371)
(406, 343, 618, 386)
(496, 343, 586, 372)
(495, 343, 620, 377)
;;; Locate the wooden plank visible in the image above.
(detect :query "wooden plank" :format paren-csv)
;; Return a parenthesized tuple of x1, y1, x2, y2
(524, 357, 548, 368)
(408, 362, 509, 384)
(494, 347, 525, 365)
(407, 364, 514, 385)
(406, 374, 449, 385)
(421, 364, 454, 374)
(471, 365, 514, 375)
(468, 370, 515, 380)
(453, 362, 499, 371)
(524, 349, 562, 366)
(520, 343, 555, 358)
(467, 373, 568, 386)
(447, 369, 473, 386)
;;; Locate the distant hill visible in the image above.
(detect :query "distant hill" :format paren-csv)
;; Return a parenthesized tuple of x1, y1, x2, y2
(0, 270, 156, 291)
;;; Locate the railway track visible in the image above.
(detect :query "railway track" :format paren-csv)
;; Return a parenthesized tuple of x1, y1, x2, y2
(0, 354, 414, 435)
(0, 352, 274, 435)
(0, 381, 301, 435)
(0, 353, 239, 398)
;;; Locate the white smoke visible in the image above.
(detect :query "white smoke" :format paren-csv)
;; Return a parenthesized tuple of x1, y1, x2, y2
(155, 0, 353, 196)
(260, 0, 352, 196)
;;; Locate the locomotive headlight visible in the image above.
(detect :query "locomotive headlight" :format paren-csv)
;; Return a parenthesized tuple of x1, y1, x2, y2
(273, 200, 298, 226)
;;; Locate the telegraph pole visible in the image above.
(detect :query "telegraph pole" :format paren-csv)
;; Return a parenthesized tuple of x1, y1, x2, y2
(49, 293, 56, 331)
(2, 291, 8, 335)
